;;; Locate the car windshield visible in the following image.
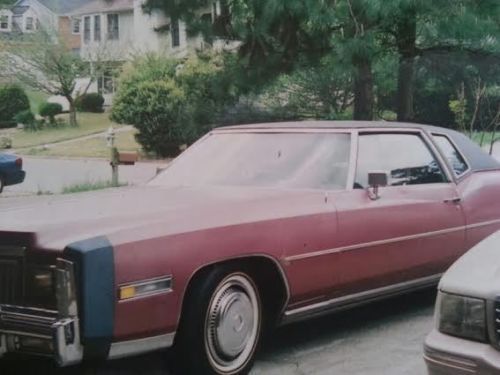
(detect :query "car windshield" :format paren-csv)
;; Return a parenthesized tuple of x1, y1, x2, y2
(150, 132, 351, 190)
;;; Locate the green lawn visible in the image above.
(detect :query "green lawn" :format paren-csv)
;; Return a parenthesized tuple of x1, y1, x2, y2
(1, 112, 126, 150)
(26, 129, 141, 158)
(62, 180, 128, 194)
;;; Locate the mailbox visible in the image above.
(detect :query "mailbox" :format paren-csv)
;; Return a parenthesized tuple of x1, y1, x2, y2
(118, 151, 138, 165)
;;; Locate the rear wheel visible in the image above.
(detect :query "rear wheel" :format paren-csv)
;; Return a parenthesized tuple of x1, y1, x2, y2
(0, 176, 4, 194)
(175, 266, 262, 374)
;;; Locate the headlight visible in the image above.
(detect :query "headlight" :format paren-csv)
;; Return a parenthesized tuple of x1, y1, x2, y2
(30, 267, 55, 297)
(438, 292, 487, 342)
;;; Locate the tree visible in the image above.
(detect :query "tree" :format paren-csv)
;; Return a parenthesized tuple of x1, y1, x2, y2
(0, 32, 112, 126)
(261, 54, 354, 119)
(378, 0, 500, 121)
(145, 0, 500, 123)
(144, 0, 381, 119)
(0, 34, 86, 126)
(111, 53, 239, 156)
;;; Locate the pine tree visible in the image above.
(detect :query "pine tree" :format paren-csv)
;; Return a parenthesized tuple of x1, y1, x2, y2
(144, 0, 500, 122)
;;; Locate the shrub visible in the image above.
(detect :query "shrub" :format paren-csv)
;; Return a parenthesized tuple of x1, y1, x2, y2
(39, 102, 63, 125)
(75, 93, 105, 113)
(14, 109, 35, 127)
(14, 110, 43, 131)
(111, 53, 238, 156)
(128, 80, 187, 157)
(0, 85, 30, 125)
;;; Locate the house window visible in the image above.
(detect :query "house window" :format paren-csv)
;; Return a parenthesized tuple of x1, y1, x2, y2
(72, 18, 80, 34)
(25, 16, 34, 31)
(98, 74, 115, 95)
(0, 15, 9, 30)
(107, 14, 119, 40)
(94, 15, 101, 41)
(201, 13, 212, 24)
(83, 16, 91, 43)
(171, 18, 180, 47)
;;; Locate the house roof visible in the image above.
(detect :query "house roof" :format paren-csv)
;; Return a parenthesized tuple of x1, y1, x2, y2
(11, 5, 29, 15)
(36, 0, 93, 16)
(70, 0, 134, 16)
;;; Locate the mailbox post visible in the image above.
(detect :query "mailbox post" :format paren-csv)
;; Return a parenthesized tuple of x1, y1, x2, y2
(105, 126, 138, 188)
(106, 127, 119, 187)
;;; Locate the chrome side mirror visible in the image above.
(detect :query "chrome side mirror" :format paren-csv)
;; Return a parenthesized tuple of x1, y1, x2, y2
(367, 171, 388, 200)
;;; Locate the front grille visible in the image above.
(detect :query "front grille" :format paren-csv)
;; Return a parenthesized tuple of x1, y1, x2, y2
(0, 247, 25, 305)
(495, 300, 500, 346)
(0, 305, 57, 337)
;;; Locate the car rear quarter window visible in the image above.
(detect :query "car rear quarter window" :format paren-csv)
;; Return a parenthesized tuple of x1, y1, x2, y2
(432, 134, 469, 177)
(355, 133, 447, 188)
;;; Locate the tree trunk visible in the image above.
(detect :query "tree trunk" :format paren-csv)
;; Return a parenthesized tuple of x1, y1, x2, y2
(353, 58, 374, 120)
(396, 11, 417, 122)
(396, 57, 415, 121)
(67, 97, 78, 127)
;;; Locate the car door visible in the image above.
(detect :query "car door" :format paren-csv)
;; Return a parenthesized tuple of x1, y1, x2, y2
(330, 131, 466, 298)
(432, 133, 500, 251)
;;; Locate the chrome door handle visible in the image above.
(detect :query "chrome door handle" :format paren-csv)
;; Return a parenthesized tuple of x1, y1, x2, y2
(443, 197, 461, 204)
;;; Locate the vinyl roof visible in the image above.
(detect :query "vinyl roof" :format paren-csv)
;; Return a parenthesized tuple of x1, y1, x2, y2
(219, 120, 453, 132)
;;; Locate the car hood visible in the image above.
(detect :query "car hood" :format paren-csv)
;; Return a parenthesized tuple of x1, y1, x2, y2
(439, 230, 500, 300)
(0, 185, 329, 251)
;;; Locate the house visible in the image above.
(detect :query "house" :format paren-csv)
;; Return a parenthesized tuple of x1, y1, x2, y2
(71, 0, 228, 104)
(72, 0, 217, 61)
(1, 0, 91, 52)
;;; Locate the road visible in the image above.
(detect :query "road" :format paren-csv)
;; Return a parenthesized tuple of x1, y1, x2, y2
(1, 289, 435, 375)
(1, 157, 169, 197)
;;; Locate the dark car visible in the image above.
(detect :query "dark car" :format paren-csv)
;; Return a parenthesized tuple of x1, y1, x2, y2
(0, 153, 25, 193)
(1, 121, 500, 374)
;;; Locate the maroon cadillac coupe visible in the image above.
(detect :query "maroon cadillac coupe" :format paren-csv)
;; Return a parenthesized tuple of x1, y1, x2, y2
(1, 121, 500, 374)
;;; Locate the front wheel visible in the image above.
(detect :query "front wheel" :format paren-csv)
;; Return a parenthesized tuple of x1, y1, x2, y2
(175, 267, 262, 375)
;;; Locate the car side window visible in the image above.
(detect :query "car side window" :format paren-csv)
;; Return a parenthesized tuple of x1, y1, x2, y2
(432, 134, 468, 177)
(354, 133, 447, 188)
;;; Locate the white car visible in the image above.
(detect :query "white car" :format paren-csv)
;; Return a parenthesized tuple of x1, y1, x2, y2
(424, 230, 500, 374)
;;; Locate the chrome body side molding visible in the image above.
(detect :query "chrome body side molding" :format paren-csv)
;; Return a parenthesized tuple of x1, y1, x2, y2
(281, 274, 442, 325)
(285, 218, 500, 263)
(108, 332, 176, 360)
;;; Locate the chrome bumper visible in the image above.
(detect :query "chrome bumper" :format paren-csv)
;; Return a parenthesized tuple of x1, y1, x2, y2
(424, 329, 500, 375)
(0, 305, 83, 366)
(0, 258, 83, 366)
